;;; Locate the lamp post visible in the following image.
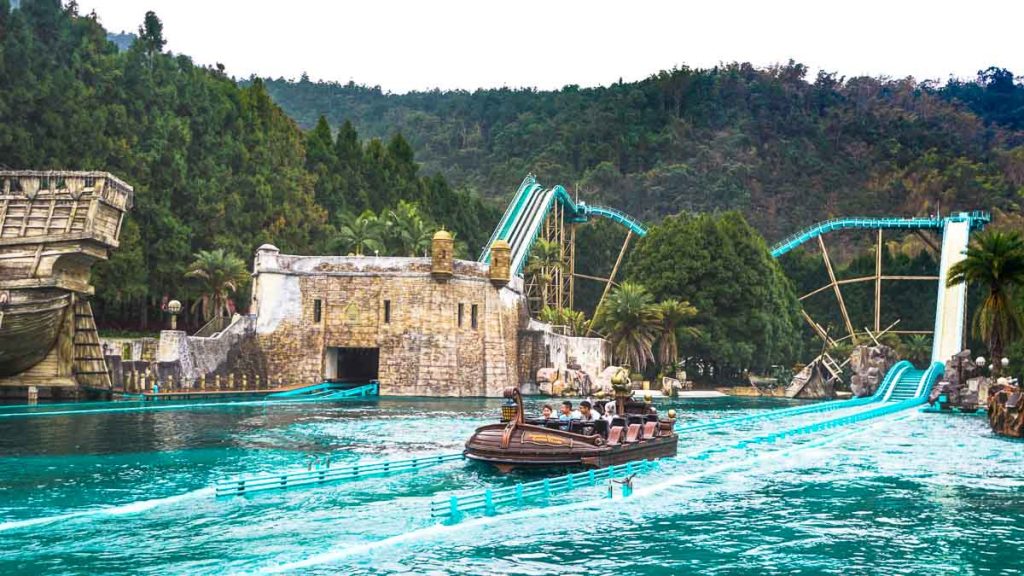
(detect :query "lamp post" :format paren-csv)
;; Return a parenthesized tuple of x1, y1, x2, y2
(167, 299, 182, 331)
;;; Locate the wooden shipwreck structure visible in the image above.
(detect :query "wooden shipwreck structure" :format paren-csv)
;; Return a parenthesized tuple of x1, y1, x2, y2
(0, 171, 133, 396)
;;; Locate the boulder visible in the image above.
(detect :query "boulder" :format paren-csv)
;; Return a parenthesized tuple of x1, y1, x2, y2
(849, 344, 897, 397)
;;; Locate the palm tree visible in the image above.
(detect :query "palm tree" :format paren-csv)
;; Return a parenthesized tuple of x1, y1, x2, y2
(946, 230, 1024, 372)
(386, 201, 433, 256)
(539, 306, 590, 336)
(332, 210, 384, 256)
(654, 299, 700, 366)
(899, 334, 932, 366)
(185, 249, 249, 323)
(525, 239, 564, 309)
(594, 282, 663, 372)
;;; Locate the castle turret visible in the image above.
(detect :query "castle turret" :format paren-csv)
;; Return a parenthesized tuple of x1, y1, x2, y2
(431, 229, 454, 281)
(488, 239, 511, 286)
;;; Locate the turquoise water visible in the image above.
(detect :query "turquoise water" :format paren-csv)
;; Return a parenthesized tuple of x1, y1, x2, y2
(0, 396, 1021, 575)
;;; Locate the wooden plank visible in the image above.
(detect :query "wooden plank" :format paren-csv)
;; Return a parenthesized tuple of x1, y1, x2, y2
(0, 198, 7, 232)
(590, 230, 632, 332)
(43, 196, 56, 235)
(875, 229, 882, 333)
(818, 236, 857, 343)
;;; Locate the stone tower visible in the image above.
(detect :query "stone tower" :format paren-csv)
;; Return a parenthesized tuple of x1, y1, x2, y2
(488, 239, 511, 286)
(431, 228, 454, 281)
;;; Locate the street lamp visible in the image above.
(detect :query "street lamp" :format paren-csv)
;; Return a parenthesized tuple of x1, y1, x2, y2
(167, 299, 182, 330)
(1001, 357, 1010, 368)
(975, 356, 986, 368)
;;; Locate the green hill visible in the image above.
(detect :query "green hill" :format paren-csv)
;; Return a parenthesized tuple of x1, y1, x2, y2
(262, 65, 1024, 241)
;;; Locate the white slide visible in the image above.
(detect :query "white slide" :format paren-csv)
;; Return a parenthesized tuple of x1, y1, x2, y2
(931, 217, 971, 363)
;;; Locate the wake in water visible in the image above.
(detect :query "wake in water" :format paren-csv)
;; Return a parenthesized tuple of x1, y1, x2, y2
(246, 412, 914, 574)
(0, 487, 214, 533)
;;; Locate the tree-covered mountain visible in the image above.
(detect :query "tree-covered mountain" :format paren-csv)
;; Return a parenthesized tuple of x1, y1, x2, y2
(262, 65, 1024, 242)
(0, 1, 496, 330)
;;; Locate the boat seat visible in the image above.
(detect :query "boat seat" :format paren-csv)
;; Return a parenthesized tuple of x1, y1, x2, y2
(624, 423, 642, 443)
(607, 426, 624, 446)
(645, 414, 658, 422)
(643, 421, 658, 439)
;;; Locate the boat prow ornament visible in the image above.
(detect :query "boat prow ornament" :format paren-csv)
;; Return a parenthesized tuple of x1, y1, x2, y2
(465, 385, 678, 472)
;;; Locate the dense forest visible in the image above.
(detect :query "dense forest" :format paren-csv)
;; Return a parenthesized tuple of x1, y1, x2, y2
(0, 1, 496, 330)
(262, 65, 1024, 243)
(3, 1, 1023, 372)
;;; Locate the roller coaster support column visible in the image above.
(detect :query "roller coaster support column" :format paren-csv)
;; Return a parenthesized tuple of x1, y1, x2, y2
(591, 230, 633, 332)
(875, 229, 882, 333)
(818, 235, 857, 342)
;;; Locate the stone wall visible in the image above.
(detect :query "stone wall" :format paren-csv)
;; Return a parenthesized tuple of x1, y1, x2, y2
(250, 246, 526, 396)
(517, 319, 610, 389)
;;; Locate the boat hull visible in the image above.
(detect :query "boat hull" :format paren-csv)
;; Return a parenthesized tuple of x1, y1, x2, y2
(464, 422, 678, 472)
(0, 289, 70, 377)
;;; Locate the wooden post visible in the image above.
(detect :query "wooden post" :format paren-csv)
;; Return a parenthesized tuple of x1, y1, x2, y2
(591, 230, 633, 332)
(228, 373, 235, 389)
(568, 223, 576, 312)
(255, 375, 261, 390)
(875, 229, 882, 333)
(818, 236, 857, 343)
(167, 374, 175, 391)
(241, 374, 248, 390)
(199, 374, 206, 390)
(215, 374, 221, 390)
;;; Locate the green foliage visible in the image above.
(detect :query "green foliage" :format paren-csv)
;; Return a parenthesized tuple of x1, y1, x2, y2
(594, 281, 663, 372)
(537, 306, 589, 337)
(946, 230, 1024, 365)
(898, 334, 933, 366)
(262, 64, 1024, 244)
(626, 211, 802, 375)
(0, 3, 495, 329)
(654, 299, 700, 367)
(185, 249, 249, 322)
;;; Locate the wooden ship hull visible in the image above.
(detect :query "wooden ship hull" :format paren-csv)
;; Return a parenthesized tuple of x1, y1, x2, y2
(464, 422, 678, 472)
(0, 171, 133, 394)
(465, 388, 678, 473)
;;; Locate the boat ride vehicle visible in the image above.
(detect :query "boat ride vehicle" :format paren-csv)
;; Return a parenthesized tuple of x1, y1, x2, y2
(464, 388, 678, 472)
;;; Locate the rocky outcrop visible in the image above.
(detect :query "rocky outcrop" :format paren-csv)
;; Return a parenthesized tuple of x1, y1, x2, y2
(849, 344, 898, 397)
(929, 349, 988, 412)
(987, 380, 1022, 438)
(786, 362, 835, 399)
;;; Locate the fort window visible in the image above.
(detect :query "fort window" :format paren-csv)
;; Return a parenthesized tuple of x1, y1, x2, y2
(458, 303, 464, 327)
(471, 304, 479, 329)
(383, 300, 391, 323)
(313, 299, 322, 323)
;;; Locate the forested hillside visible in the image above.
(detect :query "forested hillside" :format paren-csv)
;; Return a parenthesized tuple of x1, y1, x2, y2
(0, 1, 496, 330)
(263, 65, 1024, 242)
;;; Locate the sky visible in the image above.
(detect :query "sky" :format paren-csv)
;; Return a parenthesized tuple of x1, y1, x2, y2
(76, 0, 1021, 93)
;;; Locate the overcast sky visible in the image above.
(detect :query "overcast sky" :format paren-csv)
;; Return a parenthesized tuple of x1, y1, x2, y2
(76, 0, 1020, 93)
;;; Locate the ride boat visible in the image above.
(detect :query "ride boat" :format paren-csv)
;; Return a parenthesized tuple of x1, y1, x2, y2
(464, 388, 678, 473)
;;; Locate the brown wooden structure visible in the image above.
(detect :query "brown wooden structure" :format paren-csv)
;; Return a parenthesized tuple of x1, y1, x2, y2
(0, 170, 133, 394)
(464, 388, 678, 472)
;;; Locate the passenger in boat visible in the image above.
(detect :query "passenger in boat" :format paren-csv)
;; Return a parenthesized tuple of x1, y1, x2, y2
(578, 400, 599, 422)
(604, 401, 618, 423)
(558, 400, 575, 420)
(541, 404, 554, 420)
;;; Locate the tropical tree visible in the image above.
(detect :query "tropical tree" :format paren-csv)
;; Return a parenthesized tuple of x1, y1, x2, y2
(946, 230, 1024, 372)
(898, 334, 932, 366)
(386, 201, 433, 256)
(332, 210, 384, 256)
(525, 239, 564, 309)
(185, 249, 249, 323)
(538, 306, 590, 337)
(654, 299, 700, 366)
(594, 282, 663, 372)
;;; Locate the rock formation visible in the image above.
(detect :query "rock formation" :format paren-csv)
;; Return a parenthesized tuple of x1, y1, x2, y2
(849, 344, 898, 397)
